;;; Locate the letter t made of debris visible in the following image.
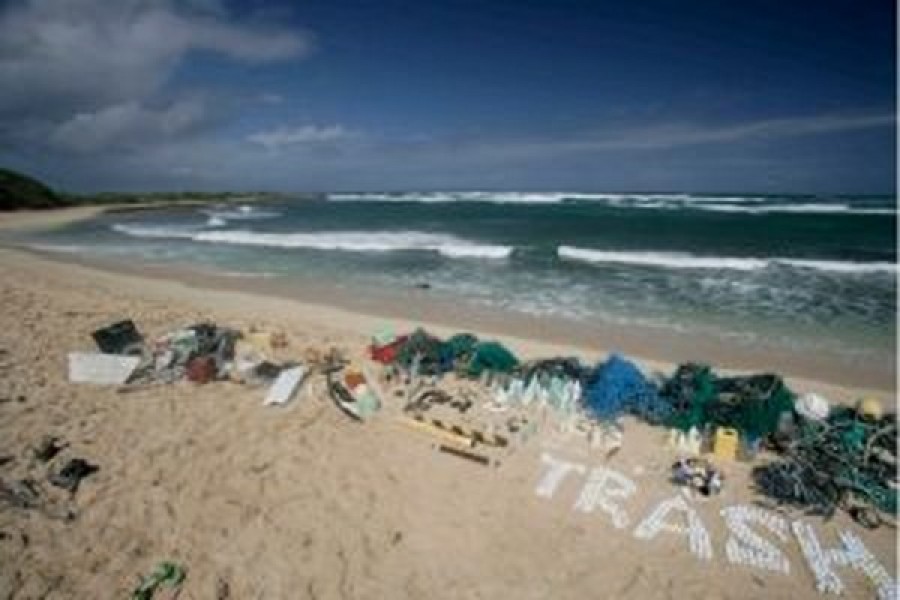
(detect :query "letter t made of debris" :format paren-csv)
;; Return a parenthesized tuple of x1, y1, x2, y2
(534, 453, 586, 500)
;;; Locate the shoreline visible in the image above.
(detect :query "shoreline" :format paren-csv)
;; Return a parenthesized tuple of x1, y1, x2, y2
(0, 196, 286, 232)
(0, 206, 895, 398)
(1, 244, 893, 402)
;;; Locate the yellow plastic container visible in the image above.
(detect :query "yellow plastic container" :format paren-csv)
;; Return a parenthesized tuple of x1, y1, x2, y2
(857, 398, 883, 421)
(713, 427, 739, 461)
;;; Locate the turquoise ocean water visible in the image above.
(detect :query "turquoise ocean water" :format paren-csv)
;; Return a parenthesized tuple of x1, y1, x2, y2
(27, 192, 897, 364)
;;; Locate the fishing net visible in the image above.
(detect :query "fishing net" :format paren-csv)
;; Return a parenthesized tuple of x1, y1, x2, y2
(752, 406, 897, 528)
(661, 363, 716, 432)
(392, 330, 518, 377)
(445, 333, 478, 364)
(582, 354, 670, 423)
(393, 328, 448, 375)
(519, 357, 589, 383)
(660, 364, 795, 438)
(713, 374, 795, 439)
(467, 341, 519, 377)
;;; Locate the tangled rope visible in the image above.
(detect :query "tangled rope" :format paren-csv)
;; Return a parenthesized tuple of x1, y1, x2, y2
(752, 407, 897, 528)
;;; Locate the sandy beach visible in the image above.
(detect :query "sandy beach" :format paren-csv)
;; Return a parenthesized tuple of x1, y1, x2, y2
(0, 208, 895, 598)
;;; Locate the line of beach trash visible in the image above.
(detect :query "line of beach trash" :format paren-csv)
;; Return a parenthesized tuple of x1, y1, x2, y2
(0, 317, 892, 597)
(56, 318, 899, 534)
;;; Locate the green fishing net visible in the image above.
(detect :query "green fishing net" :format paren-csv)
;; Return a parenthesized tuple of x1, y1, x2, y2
(662, 364, 795, 438)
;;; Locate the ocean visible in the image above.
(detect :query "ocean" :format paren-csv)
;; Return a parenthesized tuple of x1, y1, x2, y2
(27, 192, 897, 369)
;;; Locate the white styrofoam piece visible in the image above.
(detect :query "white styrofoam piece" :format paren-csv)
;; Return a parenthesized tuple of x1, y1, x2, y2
(264, 366, 305, 405)
(68, 352, 141, 385)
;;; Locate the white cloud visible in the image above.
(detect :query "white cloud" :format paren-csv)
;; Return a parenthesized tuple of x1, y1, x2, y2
(453, 110, 897, 162)
(246, 125, 354, 150)
(0, 0, 311, 116)
(585, 112, 897, 150)
(50, 98, 209, 153)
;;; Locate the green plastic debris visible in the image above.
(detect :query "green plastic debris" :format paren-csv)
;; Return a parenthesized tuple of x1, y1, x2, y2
(391, 329, 518, 378)
(661, 364, 795, 439)
(445, 333, 478, 361)
(132, 561, 186, 600)
(356, 388, 381, 418)
(665, 364, 716, 432)
(168, 330, 198, 364)
(467, 341, 519, 377)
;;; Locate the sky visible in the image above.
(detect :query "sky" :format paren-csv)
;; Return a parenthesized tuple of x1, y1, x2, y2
(0, 0, 895, 193)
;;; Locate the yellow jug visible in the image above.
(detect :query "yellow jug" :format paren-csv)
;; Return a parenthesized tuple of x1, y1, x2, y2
(713, 427, 739, 461)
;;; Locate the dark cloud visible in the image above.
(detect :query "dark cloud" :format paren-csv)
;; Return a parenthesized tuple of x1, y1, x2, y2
(0, 0, 311, 160)
(0, 0, 310, 116)
(48, 98, 212, 153)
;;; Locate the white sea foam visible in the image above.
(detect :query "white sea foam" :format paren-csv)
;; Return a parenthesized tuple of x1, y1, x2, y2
(677, 196, 768, 203)
(558, 246, 896, 274)
(112, 224, 199, 238)
(327, 191, 894, 214)
(328, 191, 749, 204)
(694, 203, 895, 215)
(201, 206, 281, 220)
(558, 247, 768, 270)
(329, 191, 571, 203)
(778, 259, 897, 274)
(113, 225, 512, 259)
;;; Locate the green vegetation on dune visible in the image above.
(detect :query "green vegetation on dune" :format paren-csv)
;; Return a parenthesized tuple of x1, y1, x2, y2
(0, 168, 69, 210)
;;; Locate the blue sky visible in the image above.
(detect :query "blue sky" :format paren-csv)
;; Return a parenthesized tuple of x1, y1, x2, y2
(0, 0, 895, 192)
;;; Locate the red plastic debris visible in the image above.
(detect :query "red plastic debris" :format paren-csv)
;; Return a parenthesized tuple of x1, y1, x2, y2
(186, 356, 216, 384)
(369, 336, 408, 364)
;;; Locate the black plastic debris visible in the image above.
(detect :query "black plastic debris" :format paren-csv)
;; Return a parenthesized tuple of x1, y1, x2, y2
(33, 436, 65, 463)
(253, 361, 283, 382)
(190, 323, 238, 359)
(671, 457, 723, 497)
(92, 320, 143, 354)
(49, 458, 99, 493)
(190, 322, 220, 355)
(406, 389, 473, 414)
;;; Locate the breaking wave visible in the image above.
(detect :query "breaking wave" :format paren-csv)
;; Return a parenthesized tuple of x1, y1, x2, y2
(558, 247, 768, 271)
(778, 259, 898, 274)
(201, 204, 281, 221)
(112, 225, 512, 259)
(112, 224, 199, 239)
(693, 203, 895, 215)
(327, 191, 756, 204)
(327, 192, 894, 215)
(557, 246, 896, 274)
